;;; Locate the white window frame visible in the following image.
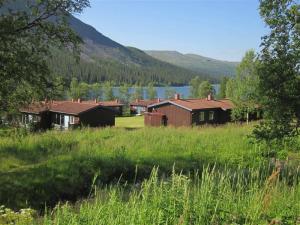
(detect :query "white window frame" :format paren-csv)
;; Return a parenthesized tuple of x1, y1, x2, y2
(209, 111, 214, 121)
(199, 111, 205, 122)
(69, 116, 75, 124)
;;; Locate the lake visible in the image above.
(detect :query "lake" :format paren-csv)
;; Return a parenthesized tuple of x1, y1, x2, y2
(112, 85, 220, 99)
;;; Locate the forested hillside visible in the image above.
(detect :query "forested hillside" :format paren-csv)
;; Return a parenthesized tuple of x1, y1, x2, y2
(48, 48, 212, 85)
(146, 50, 239, 78)
(55, 15, 213, 85)
(0, 1, 213, 86)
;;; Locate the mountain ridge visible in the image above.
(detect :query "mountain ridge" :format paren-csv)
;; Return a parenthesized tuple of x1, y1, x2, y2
(146, 50, 239, 79)
(1, 1, 232, 85)
(64, 15, 216, 85)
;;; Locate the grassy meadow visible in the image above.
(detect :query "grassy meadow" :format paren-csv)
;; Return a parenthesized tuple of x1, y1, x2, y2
(115, 115, 144, 128)
(0, 118, 299, 224)
(42, 168, 300, 225)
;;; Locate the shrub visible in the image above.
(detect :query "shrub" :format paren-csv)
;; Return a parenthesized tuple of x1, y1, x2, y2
(0, 206, 35, 225)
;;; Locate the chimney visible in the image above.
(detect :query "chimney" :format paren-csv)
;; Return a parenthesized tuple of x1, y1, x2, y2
(207, 93, 213, 101)
(94, 99, 98, 103)
(71, 98, 74, 102)
(157, 98, 161, 103)
(115, 99, 119, 103)
(174, 93, 180, 100)
(136, 99, 139, 103)
(77, 98, 81, 103)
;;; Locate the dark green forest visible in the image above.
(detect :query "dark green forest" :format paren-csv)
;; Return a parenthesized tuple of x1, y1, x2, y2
(0, 0, 214, 87)
(47, 12, 215, 86)
(48, 48, 214, 86)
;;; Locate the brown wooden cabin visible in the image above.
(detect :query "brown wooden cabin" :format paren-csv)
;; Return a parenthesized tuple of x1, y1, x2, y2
(83, 99, 124, 116)
(20, 99, 115, 130)
(130, 99, 162, 115)
(145, 94, 234, 127)
(19, 102, 52, 130)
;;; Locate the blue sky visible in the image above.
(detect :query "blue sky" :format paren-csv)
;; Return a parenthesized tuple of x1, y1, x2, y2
(75, 0, 268, 62)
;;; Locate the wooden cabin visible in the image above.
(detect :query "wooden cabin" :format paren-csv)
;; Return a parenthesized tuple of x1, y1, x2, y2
(83, 99, 124, 116)
(130, 99, 162, 115)
(19, 102, 52, 130)
(145, 94, 234, 127)
(20, 100, 115, 130)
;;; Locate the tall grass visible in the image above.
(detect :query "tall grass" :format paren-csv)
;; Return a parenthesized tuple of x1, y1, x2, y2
(42, 167, 300, 225)
(0, 123, 299, 210)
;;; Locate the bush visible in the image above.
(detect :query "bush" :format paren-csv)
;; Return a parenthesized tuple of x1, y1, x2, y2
(0, 206, 35, 225)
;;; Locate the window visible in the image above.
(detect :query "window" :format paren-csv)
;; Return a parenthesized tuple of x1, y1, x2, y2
(21, 114, 25, 124)
(209, 111, 214, 121)
(70, 116, 75, 124)
(54, 113, 59, 124)
(25, 115, 29, 124)
(54, 113, 64, 125)
(199, 111, 205, 122)
(32, 115, 39, 123)
(60, 114, 64, 125)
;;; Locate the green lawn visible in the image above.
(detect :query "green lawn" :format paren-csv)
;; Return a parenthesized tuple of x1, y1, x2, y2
(115, 115, 144, 128)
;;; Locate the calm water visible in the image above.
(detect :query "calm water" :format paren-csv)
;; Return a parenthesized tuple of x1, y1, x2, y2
(112, 85, 220, 99)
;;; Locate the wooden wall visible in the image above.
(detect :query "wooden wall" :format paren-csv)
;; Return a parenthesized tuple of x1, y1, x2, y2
(144, 113, 166, 127)
(21, 112, 52, 130)
(40, 111, 52, 129)
(149, 103, 232, 127)
(79, 107, 115, 127)
(151, 103, 192, 127)
(107, 106, 123, 116)
(191, 109, 231, 125)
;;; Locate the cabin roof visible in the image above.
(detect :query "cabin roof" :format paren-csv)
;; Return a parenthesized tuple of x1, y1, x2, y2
(19, 102, 51, 114)
(50, 101, 104, 115)
(83, 100, 124, 107)
(20, 100, 108, 116)
(148, 98, 234, 111)
(130, 99, 162, 107)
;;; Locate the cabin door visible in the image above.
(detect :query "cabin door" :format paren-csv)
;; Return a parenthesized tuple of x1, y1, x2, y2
(64, 115, 69, 129)
(162, 115, 167, 126)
